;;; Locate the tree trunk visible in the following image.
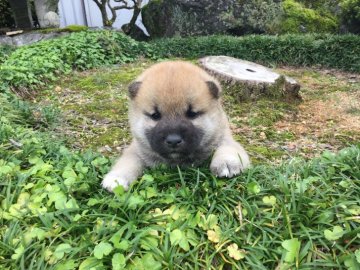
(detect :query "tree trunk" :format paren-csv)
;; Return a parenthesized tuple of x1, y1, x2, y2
(101, 7, 111, 26)
(127, 0, 141, 32)
(9, 0, 33, 29)
(199, 56, 301, 101)
(95, 0, 115, 27)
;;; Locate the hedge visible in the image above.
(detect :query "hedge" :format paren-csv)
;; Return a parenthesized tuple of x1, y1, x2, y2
(0, 31, 359, 94)
(0, 31, 154, 92)
(151, 34, 360, 72)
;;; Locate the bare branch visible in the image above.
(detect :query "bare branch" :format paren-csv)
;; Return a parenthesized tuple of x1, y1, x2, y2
(113, 0, 127, 4)
(106, 0, 117, 23)
(113, 5, 133, 10)
(91, 0, 102, 8)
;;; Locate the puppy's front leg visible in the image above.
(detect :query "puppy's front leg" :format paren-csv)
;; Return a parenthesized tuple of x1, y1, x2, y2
(210, 134, 250, 178)
(102, 142, 144, 192)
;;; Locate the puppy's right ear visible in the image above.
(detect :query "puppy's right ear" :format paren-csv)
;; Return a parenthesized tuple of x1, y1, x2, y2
(206, 81, 221, 99)
(128, 81, 142, 99)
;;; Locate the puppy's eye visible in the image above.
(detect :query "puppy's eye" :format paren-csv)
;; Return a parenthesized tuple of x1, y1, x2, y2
(186, 107, 202, 119)
(148, 111, 161, 121)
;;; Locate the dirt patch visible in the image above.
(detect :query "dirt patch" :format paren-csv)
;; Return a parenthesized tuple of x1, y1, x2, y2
(273, 68, 360, 159)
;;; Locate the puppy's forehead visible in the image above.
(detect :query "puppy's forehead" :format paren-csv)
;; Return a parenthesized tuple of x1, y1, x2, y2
(133, 61, 216, 112)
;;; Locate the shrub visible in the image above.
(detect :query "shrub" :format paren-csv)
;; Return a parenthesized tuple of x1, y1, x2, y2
(281, 0, 338, 33)
(0, 0, 15, 28)
(340, 0, 360, 33)
(0, 45, 15, 64)
(150, 34, 360, 72)
(0, 31, 154, 92)
(225, 0, 284, 35)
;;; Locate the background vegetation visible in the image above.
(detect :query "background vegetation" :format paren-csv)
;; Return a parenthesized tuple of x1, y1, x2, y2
(0, 29, 359, 269)
(1, 31, 359, 95)
(1, 0, 360, 34)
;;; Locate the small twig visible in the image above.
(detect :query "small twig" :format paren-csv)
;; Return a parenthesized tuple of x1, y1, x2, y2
(9, 139, 22, 148)
(237, 202, 243, 227)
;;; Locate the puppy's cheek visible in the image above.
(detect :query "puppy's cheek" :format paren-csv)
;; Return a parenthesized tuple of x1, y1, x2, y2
(130, 116, 156, 144)
(192, 116, 218, 143)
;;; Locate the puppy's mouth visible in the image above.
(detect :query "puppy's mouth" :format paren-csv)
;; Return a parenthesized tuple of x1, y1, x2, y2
(169, 152, 181, 159)
(159, 148, 190, 159)
(145, 117, 205, 164)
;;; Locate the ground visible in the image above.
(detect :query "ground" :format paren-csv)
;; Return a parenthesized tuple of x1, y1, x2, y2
(2, 60, 359, 269)
(36, 60, 360, 163)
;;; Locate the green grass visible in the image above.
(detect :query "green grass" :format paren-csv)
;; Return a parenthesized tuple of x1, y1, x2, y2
(1, 32, 360, 269)
(1, 83, 360, 269)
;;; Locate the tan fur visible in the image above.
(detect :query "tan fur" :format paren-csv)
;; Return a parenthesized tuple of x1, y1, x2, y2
(102, 61, 250, 191)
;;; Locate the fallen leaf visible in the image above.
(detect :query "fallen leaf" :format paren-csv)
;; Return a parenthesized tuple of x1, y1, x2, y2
(262, 195, 277, 206)
(227, 243, 245, 260)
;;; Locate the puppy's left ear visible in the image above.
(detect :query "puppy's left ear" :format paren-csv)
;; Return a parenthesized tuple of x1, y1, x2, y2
(206, 81, 221, 99)
(128, 81, 142, 99)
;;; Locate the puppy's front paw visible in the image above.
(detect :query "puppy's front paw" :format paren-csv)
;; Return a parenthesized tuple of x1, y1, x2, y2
(210, 153, 250, 178)
(101, 172, 130, 192)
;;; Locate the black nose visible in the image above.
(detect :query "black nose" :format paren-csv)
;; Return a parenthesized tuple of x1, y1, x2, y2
(165, 134, 183, 147)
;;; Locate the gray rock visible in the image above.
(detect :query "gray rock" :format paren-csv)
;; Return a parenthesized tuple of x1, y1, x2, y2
(121, 23, 150, 41)
(0, 36, 14, 46)
(2, 32, 68, 46)
(43, 11, 60, 28)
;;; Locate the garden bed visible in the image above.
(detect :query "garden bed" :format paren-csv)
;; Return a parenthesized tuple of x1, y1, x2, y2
(0, 31, 359, 269)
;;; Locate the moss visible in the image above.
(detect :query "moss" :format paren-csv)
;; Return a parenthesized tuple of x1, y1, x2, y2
(223, 95, 296, 127)
(277, 68, 360, 99)
(69, 67, 142, 92)
(83, 126, 131, 150)
(38, 63, 150, 150)
(63, 25, 88, 32)
(346, 107, 360, 116)
(244, 143, 285, 164)
(221, 75, 301, 102)
(37, 25, 88, 34)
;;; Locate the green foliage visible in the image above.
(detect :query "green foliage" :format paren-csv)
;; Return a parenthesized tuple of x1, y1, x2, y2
(0, 31, 154, 92)
(0, 45, 15, 64)
(282, 238, 301, 263)
(0, 33, 359, 268)
(282, 0, 338, 33)
(1, 92, 359, 268)
(1, 32, 359, 95)
(11, 98, 60, 130)
(0, 0, 15, 28)
(228, 0, 284, 34)
(151, 34, 360, 72)
(324, 225, 345, 241)
(340, 0, 360, 33)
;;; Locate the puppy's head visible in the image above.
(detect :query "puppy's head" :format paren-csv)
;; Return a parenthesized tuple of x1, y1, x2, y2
(128, 61, 224, 163)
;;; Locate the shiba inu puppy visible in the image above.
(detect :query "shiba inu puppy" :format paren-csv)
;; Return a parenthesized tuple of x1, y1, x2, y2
(102, 61, 250, 191)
